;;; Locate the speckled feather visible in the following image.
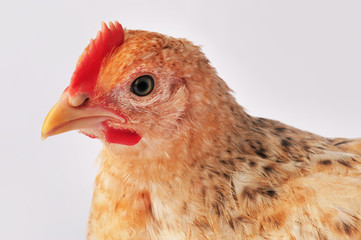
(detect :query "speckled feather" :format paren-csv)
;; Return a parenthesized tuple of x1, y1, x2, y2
(81, 28, 361, 240)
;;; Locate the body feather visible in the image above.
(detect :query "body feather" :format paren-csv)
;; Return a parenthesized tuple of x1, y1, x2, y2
(42, 24, 361, 240)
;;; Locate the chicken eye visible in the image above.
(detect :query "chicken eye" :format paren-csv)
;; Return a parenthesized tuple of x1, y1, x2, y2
(130, 75, 154, 97)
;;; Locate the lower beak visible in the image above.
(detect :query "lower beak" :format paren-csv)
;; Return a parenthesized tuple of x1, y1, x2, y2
(41, 94, 124, 140)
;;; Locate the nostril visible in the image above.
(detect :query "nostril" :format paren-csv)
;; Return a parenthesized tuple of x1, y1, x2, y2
(69, 93, 90, 108)
(83, 97, 89, 105)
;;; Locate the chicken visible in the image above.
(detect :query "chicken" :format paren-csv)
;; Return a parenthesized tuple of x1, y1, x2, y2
(42, 21, 361, 240)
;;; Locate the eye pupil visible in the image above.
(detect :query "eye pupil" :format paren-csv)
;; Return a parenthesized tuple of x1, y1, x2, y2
(137, 81, 149, 92)
(131, 75, 154, 96)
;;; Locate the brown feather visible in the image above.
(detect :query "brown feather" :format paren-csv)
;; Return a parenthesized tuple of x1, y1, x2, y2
(66, 28, 361, 240)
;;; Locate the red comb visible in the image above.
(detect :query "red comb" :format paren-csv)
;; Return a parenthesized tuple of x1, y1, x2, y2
(68, 21, 124, 96)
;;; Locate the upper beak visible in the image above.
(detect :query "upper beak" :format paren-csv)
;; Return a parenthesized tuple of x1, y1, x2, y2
(41, 93, 124, 140)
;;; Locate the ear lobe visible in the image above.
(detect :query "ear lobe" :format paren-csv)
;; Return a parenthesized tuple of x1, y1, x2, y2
(170, 78, 188, 97)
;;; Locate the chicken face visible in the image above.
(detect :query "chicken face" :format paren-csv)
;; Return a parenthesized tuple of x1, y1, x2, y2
(42, 22, 190, 147)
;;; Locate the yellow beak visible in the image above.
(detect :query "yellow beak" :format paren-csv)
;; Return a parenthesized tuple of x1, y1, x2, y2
(41, 94, 125, 140)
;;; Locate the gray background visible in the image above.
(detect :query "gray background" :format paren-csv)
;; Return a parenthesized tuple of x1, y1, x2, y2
(1, 0, 360, 239)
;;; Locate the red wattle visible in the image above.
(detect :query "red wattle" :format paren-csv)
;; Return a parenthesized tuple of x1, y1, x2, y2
(82, 132, 97, 139)
(103, 126, 141, 146)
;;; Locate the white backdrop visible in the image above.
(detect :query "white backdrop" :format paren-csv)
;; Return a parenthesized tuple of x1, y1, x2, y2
(0, 0, 360, 239)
